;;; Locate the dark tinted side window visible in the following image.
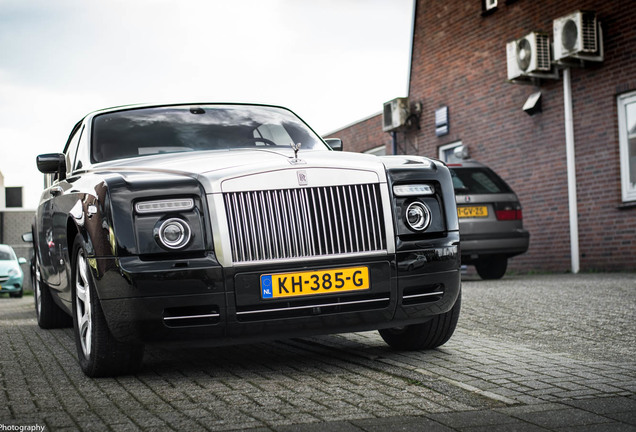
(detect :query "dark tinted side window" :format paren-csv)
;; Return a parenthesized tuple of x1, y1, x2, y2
(450, 167, 512, 194)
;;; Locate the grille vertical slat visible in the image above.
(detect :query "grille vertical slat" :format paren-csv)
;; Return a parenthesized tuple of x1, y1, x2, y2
(369, 184, 382, 251)
(224, 184, 386, 263)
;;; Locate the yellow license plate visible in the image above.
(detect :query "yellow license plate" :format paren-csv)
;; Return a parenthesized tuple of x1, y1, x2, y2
(458, 206, 488, 218)
(261, 266, 369, 299)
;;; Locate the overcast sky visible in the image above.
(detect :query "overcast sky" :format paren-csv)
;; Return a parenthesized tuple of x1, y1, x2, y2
(0, 0, 413, 209)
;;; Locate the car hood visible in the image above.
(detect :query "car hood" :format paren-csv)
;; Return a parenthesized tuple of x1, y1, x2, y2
(92, 148, 391, 193)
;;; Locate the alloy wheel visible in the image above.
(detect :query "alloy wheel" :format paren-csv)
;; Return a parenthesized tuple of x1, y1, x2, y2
(75, 250, 92, 358)
(35, 267, 42, 317)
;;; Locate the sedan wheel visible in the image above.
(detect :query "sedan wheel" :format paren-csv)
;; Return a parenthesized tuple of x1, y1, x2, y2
(75, 251, 92, 359)
(380, 290, 461, 350)
(71, 235, 144, 377)
(34, 263, 72, 329)
(475, 255, 508, 280)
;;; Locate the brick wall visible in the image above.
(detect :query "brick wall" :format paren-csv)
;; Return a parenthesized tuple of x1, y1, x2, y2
(329, 0, 636, 272)
(326, 113, 391, 154)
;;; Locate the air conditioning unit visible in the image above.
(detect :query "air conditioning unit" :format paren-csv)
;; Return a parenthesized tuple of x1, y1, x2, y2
(506, 32, 553, 81)
(382, 97, 409, 132)
(553, 11, 603, 62)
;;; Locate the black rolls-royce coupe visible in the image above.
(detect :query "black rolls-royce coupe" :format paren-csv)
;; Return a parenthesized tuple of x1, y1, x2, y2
(34, 103, 461, 377)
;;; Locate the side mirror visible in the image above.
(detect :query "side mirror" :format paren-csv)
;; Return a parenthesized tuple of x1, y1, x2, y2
(18, 257, 28, 265)
(324, 138, 343, 151)
(36, 153, 66, 174)
(21, 232, 33, 243)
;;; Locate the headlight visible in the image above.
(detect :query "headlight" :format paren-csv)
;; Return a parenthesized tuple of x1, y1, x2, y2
(393, 184, 435, 197)
(405, 202, 432, 232)
(136, 198, 194, 214)
(155, 218, 191, 250)
(8, 268, 18, 276)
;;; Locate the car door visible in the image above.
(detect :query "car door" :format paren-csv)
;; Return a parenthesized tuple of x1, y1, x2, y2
(36, 185, 61, 287)
(51, 125, 85, 296)
(37, 125, 84, 291)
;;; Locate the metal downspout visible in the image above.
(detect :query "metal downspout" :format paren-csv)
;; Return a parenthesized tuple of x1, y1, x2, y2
(563, 67, 580, 274)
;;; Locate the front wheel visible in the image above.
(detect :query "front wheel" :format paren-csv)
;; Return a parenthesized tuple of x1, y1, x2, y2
(72, 235, 144, 377)
(379, 292, 461, 350)
(9, 288, 23, 298)
(34, 264, 72, 329)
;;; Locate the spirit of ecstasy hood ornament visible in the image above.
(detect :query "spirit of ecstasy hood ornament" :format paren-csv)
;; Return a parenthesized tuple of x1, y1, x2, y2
(289, 141, 306, 165)
(290, 141, 301, 158)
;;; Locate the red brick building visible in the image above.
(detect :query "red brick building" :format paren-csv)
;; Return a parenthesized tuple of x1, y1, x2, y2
(327, 0, 636, 272)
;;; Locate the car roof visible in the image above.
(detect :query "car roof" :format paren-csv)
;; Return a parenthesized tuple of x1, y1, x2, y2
(0, 244, 13, 251)
(84, 102, 292, 118)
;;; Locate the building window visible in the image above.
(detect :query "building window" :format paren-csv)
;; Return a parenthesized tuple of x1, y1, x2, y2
(618, 91, 636, 202)
(5, 187, 22, 208)
(364, 145, 387, 156)
(439, 141, 464, 163)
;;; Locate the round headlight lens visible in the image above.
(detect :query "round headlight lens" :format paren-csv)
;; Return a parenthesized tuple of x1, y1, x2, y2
(156, 218, 191, 249)
(405, 202, 431, 232)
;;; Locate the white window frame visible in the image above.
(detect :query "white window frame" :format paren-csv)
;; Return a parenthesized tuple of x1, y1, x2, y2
(438, 141, 463, 163)
(617, 91, 636, 202)
(364, 145, 387, 156)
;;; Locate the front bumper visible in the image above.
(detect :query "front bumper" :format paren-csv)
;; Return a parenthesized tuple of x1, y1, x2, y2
(0, 275, 23, 293)
(95, 233, 461, 345)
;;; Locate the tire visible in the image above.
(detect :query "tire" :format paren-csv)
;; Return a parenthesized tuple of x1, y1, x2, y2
(475, 255, 508, 280)
(34, 265, 72, 329)
(71, 235, 144, 377)
(379, 291, 461, 350)
(9, 288, 23, 298)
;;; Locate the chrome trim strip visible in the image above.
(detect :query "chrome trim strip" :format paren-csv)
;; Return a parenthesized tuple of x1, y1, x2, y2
(403, 291, 444, 300)
(232, 250, 388, 267)
(236, 297, 389, 316)
(209, 194, 233, 267)
(163, 313, 220, 321)
(379, 184, 396, 254)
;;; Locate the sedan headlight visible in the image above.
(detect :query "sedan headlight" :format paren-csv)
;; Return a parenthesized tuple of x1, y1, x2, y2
(8, 268, 18, 276)
(133, 195, 206, 254)
(155, 218, 192, 250)
(405, 202, 432, 232)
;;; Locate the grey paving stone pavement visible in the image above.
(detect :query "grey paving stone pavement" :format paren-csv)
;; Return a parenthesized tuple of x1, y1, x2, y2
(0, 273, 634, 431)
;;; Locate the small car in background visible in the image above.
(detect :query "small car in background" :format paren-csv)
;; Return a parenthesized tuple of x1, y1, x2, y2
(0, 244, 27, 298)
(448, 160, 529, 279)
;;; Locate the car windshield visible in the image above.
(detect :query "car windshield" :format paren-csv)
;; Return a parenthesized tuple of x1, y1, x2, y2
(91, 105, 328, 163)
(0, 248, 16, 261)
(450, 167, 513, 194)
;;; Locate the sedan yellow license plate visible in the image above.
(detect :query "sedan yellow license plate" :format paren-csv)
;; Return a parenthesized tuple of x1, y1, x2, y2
(261, 266, 369, 299)
(458, 205, 488, 218)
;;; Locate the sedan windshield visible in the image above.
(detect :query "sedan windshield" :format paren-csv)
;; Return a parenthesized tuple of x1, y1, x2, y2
(450, 167, 513, 194)
(91, 105, 328, 163)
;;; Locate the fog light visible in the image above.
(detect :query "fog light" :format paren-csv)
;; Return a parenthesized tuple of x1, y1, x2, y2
(405, 202, 431, 232)
(156, 218, 191, 249)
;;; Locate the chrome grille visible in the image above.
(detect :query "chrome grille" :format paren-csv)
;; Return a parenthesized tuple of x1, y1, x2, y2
(224, 184, 386, 263)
